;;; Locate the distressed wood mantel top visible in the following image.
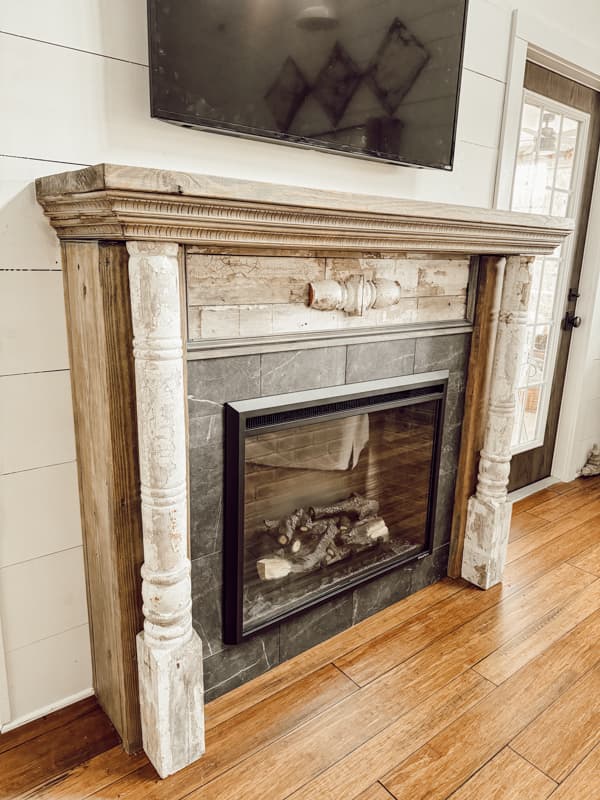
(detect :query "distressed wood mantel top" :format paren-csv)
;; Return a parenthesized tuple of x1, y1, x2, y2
(36, 163, 573, 255)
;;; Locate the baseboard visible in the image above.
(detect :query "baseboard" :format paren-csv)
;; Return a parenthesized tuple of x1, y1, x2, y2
(507, 476, 560, 503)
(0, 688, 94, 734)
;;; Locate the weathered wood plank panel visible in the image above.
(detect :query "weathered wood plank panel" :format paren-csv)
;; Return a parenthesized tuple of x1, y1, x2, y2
(447, 256, 504, 577)
(61, 241, 143, 753)
(186, 255, 325, 305)
(327, 257, 470, 297)
(186, 252, 471, 341)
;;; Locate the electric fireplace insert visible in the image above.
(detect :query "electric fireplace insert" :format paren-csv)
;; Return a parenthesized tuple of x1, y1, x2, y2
(224, 371, 447, 642)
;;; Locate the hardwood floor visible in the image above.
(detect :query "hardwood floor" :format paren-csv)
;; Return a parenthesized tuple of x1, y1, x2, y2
(1, 477, 599, 800)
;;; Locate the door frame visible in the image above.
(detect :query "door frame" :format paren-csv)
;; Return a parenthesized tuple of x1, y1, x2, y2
(0, 611, 11, 728)
(495, 8, 600, 482)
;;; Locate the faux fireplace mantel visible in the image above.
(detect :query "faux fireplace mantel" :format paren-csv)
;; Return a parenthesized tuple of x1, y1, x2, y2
(36, 164, 572, 778)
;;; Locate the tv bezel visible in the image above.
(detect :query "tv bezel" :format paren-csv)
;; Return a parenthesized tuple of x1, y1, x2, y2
(147, 0, 469, 170)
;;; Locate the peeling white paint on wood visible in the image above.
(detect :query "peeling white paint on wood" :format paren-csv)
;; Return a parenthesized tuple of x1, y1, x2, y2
(462, 256, 533, 589)
(127, 241, 204, 778)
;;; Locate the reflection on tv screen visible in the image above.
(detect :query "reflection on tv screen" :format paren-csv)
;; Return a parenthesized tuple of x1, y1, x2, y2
(148, 1, 468, 168)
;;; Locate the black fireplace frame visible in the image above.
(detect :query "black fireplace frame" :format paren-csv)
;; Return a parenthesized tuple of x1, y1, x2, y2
(223, 371, 448, 643)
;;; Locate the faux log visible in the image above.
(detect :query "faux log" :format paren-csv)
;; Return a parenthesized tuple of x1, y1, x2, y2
(311, 494, 379, 521)
(256, 495, 389, 581)
(340, 518, 390, 546)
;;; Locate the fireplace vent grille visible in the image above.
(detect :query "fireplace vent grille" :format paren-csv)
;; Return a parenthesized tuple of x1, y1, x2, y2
(245, 383, 443, 430)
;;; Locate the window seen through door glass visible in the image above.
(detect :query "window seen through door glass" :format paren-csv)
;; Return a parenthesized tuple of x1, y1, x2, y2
(510, 99, 582, 449)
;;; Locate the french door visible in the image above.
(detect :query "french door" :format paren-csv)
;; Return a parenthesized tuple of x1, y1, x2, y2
(508, 62, 600, 491)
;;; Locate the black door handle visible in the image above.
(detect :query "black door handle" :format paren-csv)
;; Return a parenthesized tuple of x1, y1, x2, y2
(564, 312, 582, 330)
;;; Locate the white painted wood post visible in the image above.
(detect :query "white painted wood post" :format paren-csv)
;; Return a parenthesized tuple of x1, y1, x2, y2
(462, 255, 533, 589)
(127, 241, 204, 778)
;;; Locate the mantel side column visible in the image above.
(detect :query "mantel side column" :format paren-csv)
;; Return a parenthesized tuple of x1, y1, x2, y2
(462, 255, 533, 589)
(127, 241, 204, 778)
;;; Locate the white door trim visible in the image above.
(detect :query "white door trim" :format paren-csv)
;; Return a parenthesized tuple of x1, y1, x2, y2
(0, 611, 12, 727)
(494, 9, 600, 482)
(553, 154, 600, 480)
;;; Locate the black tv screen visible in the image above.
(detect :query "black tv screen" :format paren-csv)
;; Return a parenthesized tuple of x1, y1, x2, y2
(148, 1, 468, 168)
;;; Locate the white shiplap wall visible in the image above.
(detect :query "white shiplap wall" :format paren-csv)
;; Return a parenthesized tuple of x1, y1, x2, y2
(0, 0, 597, 728)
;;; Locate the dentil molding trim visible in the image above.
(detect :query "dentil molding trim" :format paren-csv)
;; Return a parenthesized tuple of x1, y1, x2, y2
(36, 164, 573, 255)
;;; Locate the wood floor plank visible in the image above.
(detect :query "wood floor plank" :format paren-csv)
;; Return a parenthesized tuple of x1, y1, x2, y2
(335, 584, 500, 686)
(85, 663, 356, 799)
(287, 672, 493, 800)
(340, 516, 600, 689)
(380, 611, 600, 800)
(336, 562, 591, 687)
(569, 541, 600, 576)
(0, 697, 97, 756)
(188, 672, 493, 800)
(354, 782, 396, 800)
(528, 485, 600, 522)
(508, 511, 548, 543)
(474, 577, 600, 684)
(512, 487, 568, 515)
(159, 564, 591, 800)
(511, 666, 600, 782)
(22, 748, 147, 800)
(506, 509, 600, 565)
(6, 478, 600, 800)
(447, 747, 556, 799)
(548, 481, 583, 495)
(0, 706, 120, 800)
(501, 516, 600, 594)
(204, 578, 462, 731)
(545, 745, 600, 799)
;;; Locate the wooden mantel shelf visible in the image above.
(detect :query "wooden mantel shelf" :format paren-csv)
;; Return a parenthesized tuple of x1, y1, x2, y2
(36, 163, 573, 255)
(36, 163, 574, 779)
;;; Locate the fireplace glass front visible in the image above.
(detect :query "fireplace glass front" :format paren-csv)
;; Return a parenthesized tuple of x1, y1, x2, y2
(224, 372, 447, 642)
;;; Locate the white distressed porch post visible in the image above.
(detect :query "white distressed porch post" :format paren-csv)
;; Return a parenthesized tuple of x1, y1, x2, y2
(462, 255, 533, 589)
(127, 241, 204, 778)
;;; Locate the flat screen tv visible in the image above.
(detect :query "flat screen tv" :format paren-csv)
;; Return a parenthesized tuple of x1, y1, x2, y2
(147, 1, 468, 169)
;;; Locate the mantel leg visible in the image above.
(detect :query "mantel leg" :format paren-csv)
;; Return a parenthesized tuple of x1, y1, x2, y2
(127, 241, 204, 778)
(462, 256, 533, 589)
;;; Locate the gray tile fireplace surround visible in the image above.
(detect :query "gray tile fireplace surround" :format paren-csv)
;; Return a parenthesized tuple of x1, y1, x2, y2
(188, 333, 470, 701)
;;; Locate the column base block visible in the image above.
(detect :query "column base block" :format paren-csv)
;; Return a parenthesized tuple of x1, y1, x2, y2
(137, 629, 205, 778)
(462, 495, 512, 589)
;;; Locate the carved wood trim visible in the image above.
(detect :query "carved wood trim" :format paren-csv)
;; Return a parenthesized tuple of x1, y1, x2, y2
(36, 165, 573, 256)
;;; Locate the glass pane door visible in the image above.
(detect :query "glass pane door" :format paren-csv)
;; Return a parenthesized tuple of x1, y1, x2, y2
(510, 92, 589, 452)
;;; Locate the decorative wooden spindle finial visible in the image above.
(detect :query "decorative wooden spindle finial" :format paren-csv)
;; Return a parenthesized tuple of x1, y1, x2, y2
(308, 275, 402, 315)
(127, 241, 204, 778)
(462, 255, 533, 589)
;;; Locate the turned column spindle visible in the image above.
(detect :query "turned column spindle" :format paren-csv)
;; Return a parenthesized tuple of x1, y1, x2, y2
(127, 241, 204, 778)
(462, 255, 533, 589)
